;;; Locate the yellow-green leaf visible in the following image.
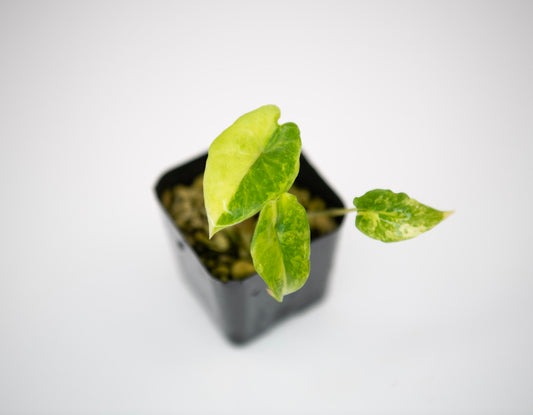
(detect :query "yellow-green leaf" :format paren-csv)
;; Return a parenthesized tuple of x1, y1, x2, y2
(250, 193, 310, 302)
(203, 105, 301, 237)
(353, 189, 453, 242)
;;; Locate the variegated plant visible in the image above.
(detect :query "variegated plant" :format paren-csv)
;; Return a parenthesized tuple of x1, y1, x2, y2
(204, 105, 452, 302)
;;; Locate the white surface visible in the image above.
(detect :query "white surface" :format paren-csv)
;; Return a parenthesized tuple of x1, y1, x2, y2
(1, 1, 532, 414)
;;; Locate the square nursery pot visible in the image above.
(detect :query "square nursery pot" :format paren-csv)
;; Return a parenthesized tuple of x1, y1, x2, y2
(154, 152, 345, 344)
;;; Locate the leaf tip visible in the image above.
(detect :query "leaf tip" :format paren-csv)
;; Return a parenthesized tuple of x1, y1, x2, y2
(442, 210, 455, 220)
(208, 224, 220, 239)
(266, 288, 283, 303)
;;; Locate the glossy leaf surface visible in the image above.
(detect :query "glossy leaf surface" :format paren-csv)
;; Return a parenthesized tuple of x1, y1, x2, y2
(353, 189, 453, 242)
(250, 193, 310, 302)
(204, 105, 301, 237)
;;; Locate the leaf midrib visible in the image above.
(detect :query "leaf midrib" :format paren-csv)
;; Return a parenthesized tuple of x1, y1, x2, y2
(272, 201, 288, 300)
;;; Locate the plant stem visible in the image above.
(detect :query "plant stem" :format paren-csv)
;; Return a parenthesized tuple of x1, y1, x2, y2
(307, 207, 357, 219)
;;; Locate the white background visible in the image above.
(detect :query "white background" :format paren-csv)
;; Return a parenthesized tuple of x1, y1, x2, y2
(1, 1, 532, 414)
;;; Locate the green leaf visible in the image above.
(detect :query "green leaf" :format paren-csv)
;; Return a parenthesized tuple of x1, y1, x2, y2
(250, 193, 310, 302)
(353, 189, 453, 242)
(203, 105, 301, 237)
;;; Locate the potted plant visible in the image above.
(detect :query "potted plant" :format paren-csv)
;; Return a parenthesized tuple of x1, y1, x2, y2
(154, 105, 452, 344)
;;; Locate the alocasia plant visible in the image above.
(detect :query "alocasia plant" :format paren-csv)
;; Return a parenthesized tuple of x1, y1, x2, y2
(203, 105, 452, 302)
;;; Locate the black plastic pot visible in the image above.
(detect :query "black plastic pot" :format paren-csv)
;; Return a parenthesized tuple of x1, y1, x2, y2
(154, 152, 345, 344)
